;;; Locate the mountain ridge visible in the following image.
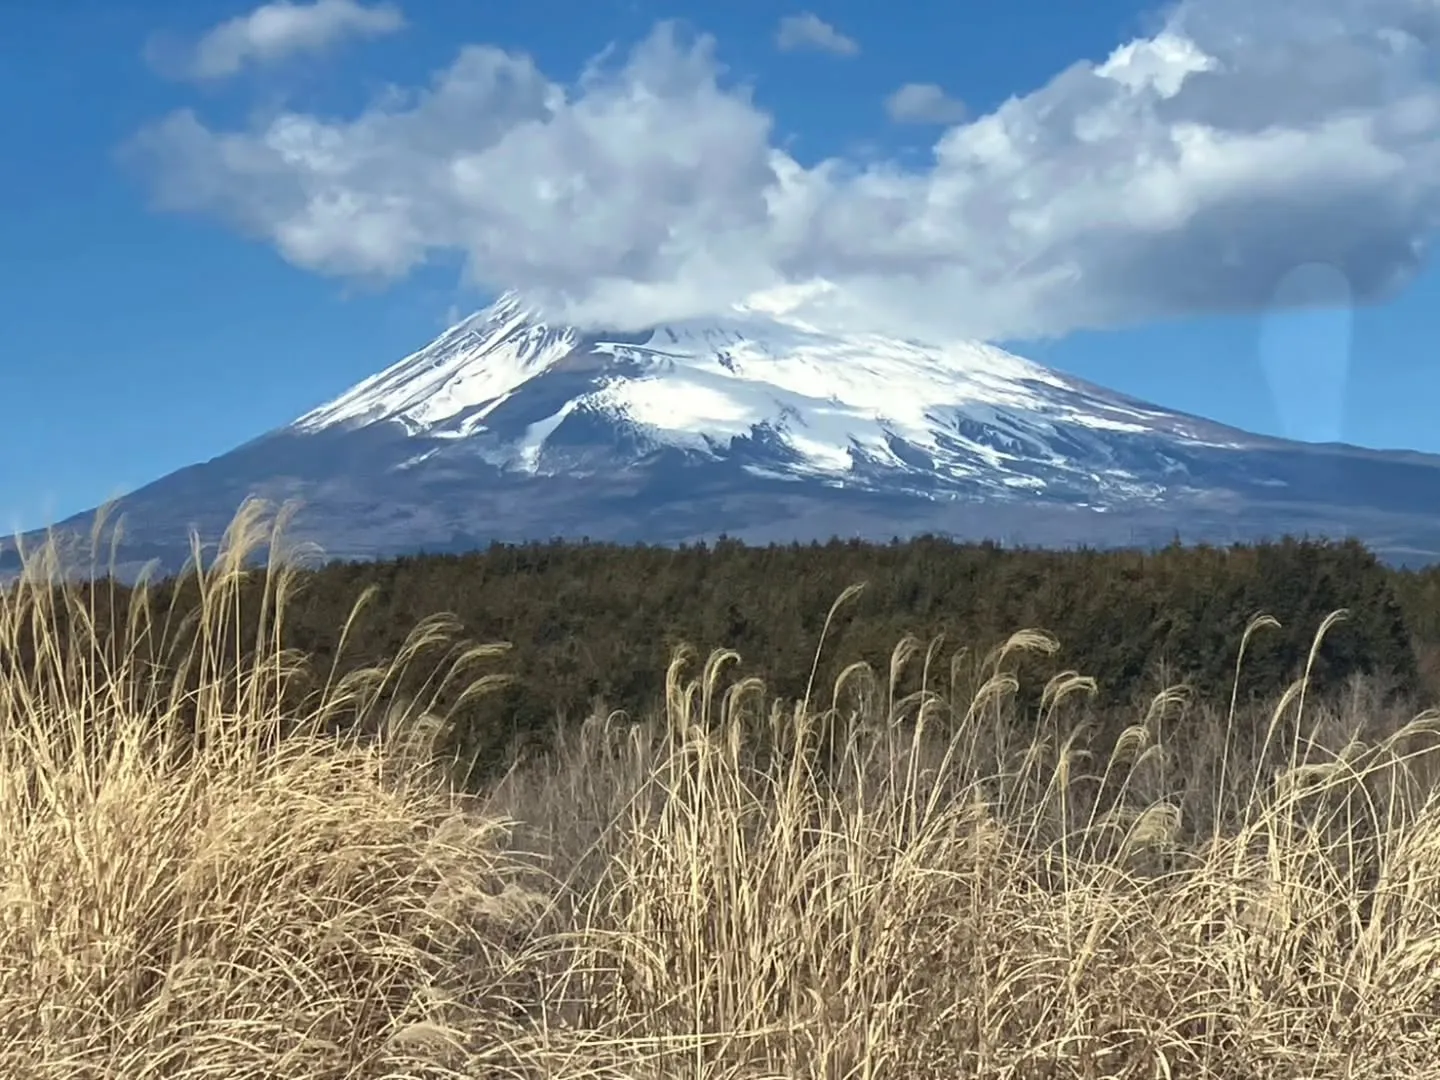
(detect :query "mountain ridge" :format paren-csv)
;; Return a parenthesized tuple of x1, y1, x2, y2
(9, 293, 1440, 579)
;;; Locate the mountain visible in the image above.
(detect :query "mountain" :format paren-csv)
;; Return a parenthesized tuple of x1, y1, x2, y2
(10, 291, 1440, 579)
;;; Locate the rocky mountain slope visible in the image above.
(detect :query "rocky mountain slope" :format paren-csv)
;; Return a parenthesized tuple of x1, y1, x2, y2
(10, 292, 1440, 577)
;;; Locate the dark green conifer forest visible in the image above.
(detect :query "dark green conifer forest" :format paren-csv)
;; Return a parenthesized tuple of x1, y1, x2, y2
(15, 532, 1440, 789)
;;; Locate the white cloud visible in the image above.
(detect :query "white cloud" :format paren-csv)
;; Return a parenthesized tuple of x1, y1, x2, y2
(885, 83, 967, 124)
(775, 13, 858, 57)
(163, 0, 404, 81)
(128, 2, 1440, 343)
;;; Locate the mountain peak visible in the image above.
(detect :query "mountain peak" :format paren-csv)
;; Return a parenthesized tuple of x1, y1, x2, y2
(285, 289, 1265, 500)
(22, 288, 1440, 578)
(292, 292, 582, 437)
(456, 289, 540, 329)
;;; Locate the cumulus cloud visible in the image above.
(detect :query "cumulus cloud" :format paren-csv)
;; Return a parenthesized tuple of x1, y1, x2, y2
(157, 0, 404, 81)
(775, 13, 859, 57)
(127, 1, 1440, 342)
(885, 82, 968, 124)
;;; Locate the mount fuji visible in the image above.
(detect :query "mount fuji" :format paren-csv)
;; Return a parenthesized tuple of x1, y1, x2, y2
(11, 292, 1440, 578)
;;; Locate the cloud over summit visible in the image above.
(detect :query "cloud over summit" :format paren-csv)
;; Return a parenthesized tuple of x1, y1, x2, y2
(130, 0, 1440, 342)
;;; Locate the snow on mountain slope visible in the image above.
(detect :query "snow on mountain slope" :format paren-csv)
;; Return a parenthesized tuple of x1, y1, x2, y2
(17, 289, 1440, 583)
(295, 293, 582, 437)
(291, 291, 1258, 504)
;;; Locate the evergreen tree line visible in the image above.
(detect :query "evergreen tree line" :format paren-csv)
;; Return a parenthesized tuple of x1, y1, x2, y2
(11, 532, 1440, 789)
(14, 533, 1440, 787)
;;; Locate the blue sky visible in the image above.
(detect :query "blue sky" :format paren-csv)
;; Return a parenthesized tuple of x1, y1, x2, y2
(4, 0, 1440, 535)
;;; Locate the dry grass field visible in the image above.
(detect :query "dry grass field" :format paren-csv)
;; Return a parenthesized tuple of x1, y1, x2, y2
(6, 502, 1440, 1078)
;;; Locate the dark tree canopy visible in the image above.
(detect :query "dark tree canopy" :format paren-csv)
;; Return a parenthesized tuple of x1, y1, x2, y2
(15, 532, 1438, 789)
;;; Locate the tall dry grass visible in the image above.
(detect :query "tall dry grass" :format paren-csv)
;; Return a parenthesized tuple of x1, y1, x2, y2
(5, 500, 1440, 1078)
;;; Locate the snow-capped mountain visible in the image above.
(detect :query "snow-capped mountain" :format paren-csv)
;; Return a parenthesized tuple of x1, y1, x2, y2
(12, 292, 1440, 578)
(285, 292, 1253, 508)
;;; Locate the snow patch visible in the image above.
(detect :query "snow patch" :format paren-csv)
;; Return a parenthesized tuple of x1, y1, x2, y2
(286, 292, 1262, 505)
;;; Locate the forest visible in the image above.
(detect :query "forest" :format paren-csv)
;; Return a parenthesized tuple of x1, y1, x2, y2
(13, 528, 1440, 788)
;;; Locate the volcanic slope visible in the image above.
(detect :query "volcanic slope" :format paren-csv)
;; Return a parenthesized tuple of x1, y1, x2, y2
(14, 293, 1440, 574)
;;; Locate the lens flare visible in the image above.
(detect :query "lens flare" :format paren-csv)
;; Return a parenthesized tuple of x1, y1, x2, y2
(1258, 263, 1354, 446)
